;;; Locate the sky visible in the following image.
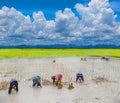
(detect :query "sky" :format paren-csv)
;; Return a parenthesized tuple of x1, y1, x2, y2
(0, 0, 120, 47)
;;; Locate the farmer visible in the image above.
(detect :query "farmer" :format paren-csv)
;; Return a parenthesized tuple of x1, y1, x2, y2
(101, 56, 109, 61)
(51, 74, 63, 85)
(8, 79, 18, 94)
(76, 72, 84, 83)
(32, 76, 42, 87)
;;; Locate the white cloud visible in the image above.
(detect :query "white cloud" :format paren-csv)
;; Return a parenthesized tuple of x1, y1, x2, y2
(0, 0, 120, 47)
(75, 0, 116, 28)
(55, 8, 80, 37)
(74, 0, 120, 46)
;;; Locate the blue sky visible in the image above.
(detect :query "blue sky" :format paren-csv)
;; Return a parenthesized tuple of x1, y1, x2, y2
(0, 0, 120, 47)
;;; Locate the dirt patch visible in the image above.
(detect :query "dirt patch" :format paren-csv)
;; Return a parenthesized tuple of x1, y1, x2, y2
(93, 77, 109, 83)
(42, 80, 53, 86)
(26, 78, 32, 81)
(0, 81, 9, 90)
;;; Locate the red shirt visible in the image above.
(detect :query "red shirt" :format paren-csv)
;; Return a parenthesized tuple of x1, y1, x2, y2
(55, 74, 62, 81)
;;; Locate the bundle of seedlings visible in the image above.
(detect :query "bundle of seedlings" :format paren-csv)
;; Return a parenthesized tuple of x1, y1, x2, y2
(53, 60, 56, 63)
(42, 79, 53, 86)
(0, 81, 9, 90)
(93, 77, 109, 83)
(68, 82, 74, 90)
(57, 81, 63, 89)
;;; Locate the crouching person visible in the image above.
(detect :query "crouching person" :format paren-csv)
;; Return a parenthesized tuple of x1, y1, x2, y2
(51, 74, 63, 86)
(32, 76, 42, 87)
(76, 72, 84, 83)
(51, 74, 63, 89)
(8, 79, 18, 94)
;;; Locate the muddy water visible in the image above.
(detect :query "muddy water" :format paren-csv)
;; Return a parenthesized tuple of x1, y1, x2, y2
(0, 57, 120, 103)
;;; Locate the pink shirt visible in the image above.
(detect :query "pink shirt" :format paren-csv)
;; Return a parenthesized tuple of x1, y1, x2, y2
(55, 74, 62, 81)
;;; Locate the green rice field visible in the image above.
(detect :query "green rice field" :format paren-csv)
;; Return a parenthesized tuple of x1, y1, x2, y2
(0, 49, 120, 59)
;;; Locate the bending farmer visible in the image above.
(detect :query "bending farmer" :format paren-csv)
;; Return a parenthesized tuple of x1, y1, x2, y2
(8, 79, 18, 94)
(76, 72, 84, 83)
(51, 74, 63, 85)
(32, 76, 42, 87)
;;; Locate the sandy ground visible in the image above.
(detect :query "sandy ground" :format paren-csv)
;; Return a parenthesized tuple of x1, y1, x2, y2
(0, 57, 120, 103)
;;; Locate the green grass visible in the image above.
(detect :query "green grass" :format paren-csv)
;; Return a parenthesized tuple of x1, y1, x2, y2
(0, 48, 120, 59)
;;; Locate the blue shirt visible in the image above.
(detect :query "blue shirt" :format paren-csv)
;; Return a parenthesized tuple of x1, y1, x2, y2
(33, 76, 41, 83)
(10, 79, 17, 84)
(77, 72, 83, 77)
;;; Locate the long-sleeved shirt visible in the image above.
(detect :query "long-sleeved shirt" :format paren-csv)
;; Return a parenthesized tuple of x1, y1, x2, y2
(76, 72, 83, 77)
(10, 79, 17, 84)
(33, 76, 41, 83)
(55, 74, 62, 82)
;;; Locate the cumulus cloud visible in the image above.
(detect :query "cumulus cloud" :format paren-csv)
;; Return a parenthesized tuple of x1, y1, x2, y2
(55, 8, 79, 36)
(75, 0, 120, 45)
(0, 0, 120, 47)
